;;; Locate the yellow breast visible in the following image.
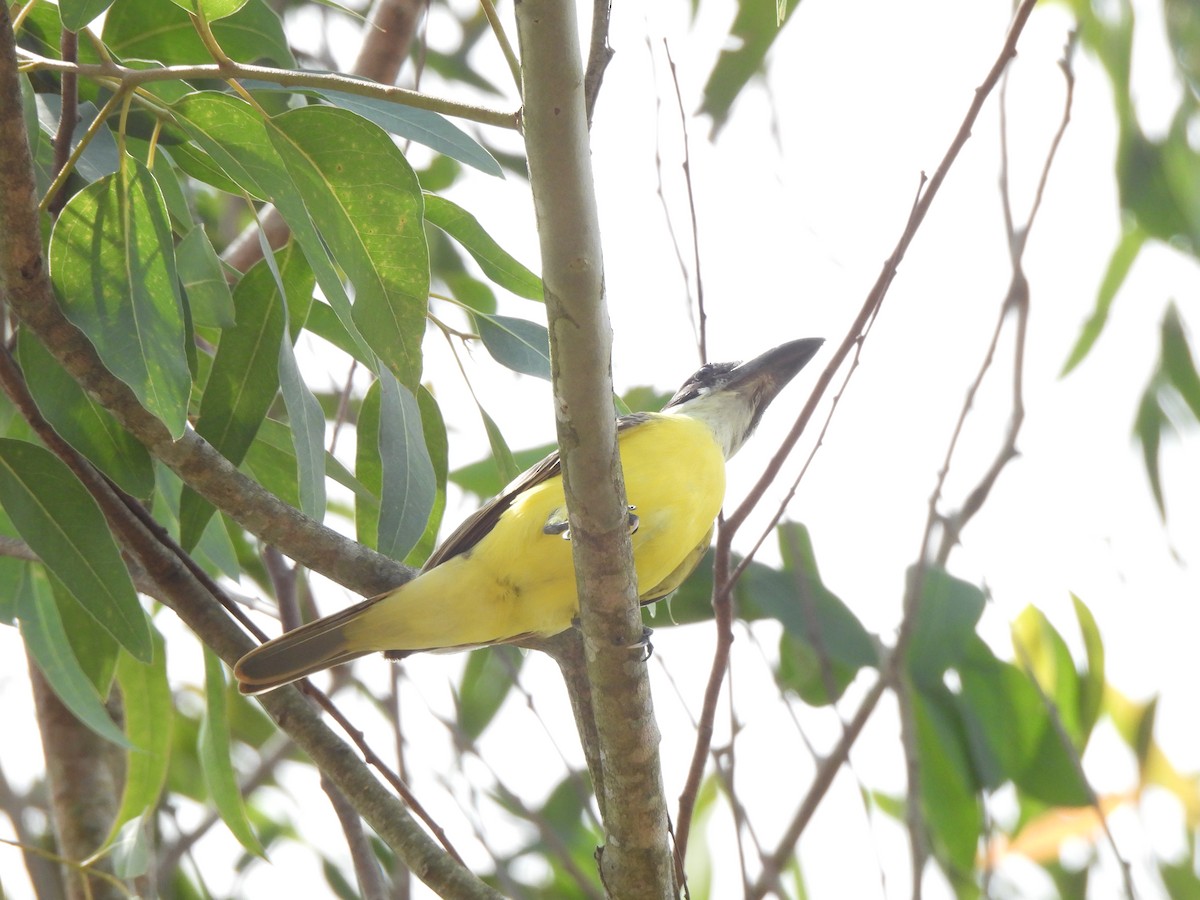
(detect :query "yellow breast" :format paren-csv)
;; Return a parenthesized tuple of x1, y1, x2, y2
(349, 412, 727, 651)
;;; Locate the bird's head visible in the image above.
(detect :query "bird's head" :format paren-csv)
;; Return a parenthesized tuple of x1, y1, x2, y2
(663, 337, 824, 459)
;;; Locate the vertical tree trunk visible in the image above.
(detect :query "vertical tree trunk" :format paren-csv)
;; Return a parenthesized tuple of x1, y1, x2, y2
(29, 664, 124, 900)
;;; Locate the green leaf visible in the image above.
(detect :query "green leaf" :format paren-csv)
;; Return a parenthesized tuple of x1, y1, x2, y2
(1161, 302, 1200, 420)
(0, 440, 150, 661)
(258, 239, 326, 521)
(1061, 225, 1145, 375)
(474, 313, 551, 380)
(956, 640, 1047, 790)
(154, 465, 241, 581)
(376, 372, 435, 560)
(107, 630, 173, 847)
(147, 145, 196, 230)
(199, 647, 264, 857)
(197, 511, 241, 582)
(252, 418, 369, 510)
(172, 92, 379, 372)
(769, 523, 876, 704)
(227, 226, 325, 529)
(1116, 126, 1198, 248)
(17, 330, 154, 499)
(182, 257, 287, 548)
(405, 387, 448, 567)
(355, 381, 383, 550)
(242, 429, 300, 509)
(637, 546, 751, 628)
(1167, 0, 1200, 97)
(0, 557, 24, 625)
(1073, 593, 1106, 742)
(34, 98, 120, 183)
(424, 195, 543, 299)
(184, 242, 316, 543)
(103, 0, 293, 67)
(164, 140, 247, 196)
(17, 565, 131, 748)
(267, 106, 429, 386)
(1068, 0, 1133, 102)
(457, 645, 523, 740)
(49, 158, 191, 439)
(1011, 605, 1082, 743)
(168, 0, 250, 20)
(108, 815, 153, 879)
(981, 604, 1092, 808)
(479, 406, 519, 486)
(169, 92, 275, 196)
(913, 687, 982, 880)
(251, 86, 502, 177)
(277, 327, 327, 520)
(1162, 838, 1200, 900)
(59, 0, 115, 31)
(51, 573, 119, 695)
(20, 75, 41, 169)
(448, 443, 554, 501)
(1013, 717, 1092, 807)
(905, 566, 986, 691)
(304, 300, 373, 366)
(176, 226, 235, 328)
(1134, 379, 1169, 516)
(444, 270, 498, 313)
(699, 0, 800, 135)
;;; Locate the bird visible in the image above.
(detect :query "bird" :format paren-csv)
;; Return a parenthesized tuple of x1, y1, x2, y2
(234, 337, 824, 694)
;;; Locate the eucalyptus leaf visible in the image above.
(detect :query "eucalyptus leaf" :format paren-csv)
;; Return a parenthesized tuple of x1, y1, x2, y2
(103, 0, 292, 67)
(376, 372, 435, 560)
(108, 631, 173, 847)
(250, 84, 502, 176)
(913, 687, 982, 878)
(199, 648, 265, 857)
(17, 565, 131, 748)
(172, 92, 379, 371)
(17, 330, 154, 499)
(267, 106, 429, 386)
(905, 565, 986, 691)
(176, 226, 236, 328)
(58, 0, 115, 35)
(182, 271, 283, 547)
(49, 158, 191, 439)
(0, 440, 150, 661)
(425, 194, 543, 300)
(474, 313, 551, 380)
(458, 645, 523, 741)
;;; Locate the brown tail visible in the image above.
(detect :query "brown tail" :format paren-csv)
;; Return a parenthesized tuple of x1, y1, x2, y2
(234, 595, 383, 694)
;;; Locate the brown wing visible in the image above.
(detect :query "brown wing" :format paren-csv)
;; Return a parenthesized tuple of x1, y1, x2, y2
(422, 412, 657, 571)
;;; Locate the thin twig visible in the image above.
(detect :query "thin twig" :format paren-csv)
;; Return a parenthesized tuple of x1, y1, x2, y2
(673, 3, 1046, 892)
(583, 0, 614, 125)
(647, 38, 701, 360)
(321, 772, 391, 900)
(16, 52, 520, 129)
(45, 28, 76, 216)
(299, 680, 468, 868)
(478, 0, 521, 93)
(663, 41, 707, 363)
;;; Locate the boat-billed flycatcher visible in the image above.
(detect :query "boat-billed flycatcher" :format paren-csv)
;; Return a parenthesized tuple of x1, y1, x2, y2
(234, 337, 823, 694)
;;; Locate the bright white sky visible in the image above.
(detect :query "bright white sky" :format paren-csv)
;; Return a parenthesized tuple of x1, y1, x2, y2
(2, 0, 1198, 897)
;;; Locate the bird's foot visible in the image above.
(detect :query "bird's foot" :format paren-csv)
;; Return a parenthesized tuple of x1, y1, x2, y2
(542, 506, 639, 541)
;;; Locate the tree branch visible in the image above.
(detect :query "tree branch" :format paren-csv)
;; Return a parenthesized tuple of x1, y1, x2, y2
(15, 53, 520, 130)
(515, 1, 673, 895)
(28, 664, 123, 900)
